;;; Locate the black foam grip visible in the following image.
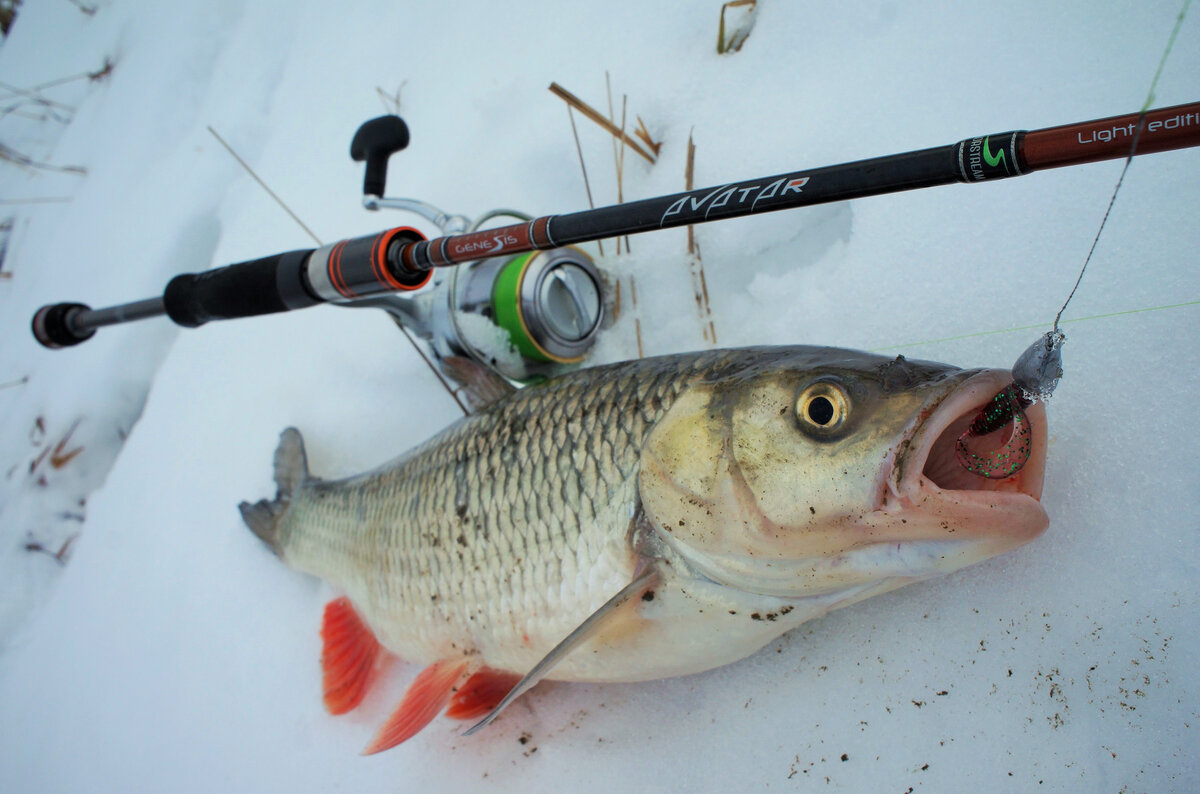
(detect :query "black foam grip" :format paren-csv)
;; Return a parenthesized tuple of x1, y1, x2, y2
(163, 249, 315, 328)
(32, 302, 94, 348)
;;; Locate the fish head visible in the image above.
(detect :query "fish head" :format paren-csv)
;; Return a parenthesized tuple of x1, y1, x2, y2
(639, 347, 1048, 602)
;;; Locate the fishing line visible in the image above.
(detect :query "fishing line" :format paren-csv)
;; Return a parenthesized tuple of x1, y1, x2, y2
(873, 299, 1200, 352)
(207, 126, 469, 415)
(1052, 0, 1192, 332)
(950, 0, 1191, 478)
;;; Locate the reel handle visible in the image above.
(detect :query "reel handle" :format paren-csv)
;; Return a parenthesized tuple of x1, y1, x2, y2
(350, 115, 410, 198)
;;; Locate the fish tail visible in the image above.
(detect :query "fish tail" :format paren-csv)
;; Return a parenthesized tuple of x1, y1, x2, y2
(239, 427, 310, 557)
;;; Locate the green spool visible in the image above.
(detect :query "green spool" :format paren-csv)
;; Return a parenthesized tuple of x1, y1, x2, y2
(491, 252, 552, 363)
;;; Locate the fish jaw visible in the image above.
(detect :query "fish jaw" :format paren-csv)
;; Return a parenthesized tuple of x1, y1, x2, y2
(863, 367, 1049, 570)
(639, 362, 1050, 601)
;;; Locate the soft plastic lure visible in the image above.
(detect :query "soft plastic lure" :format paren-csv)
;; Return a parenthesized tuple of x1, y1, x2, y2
(956, 331, 1064, 479)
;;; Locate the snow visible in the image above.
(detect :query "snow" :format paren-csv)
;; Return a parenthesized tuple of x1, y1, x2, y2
(1, 0, 1197, 791)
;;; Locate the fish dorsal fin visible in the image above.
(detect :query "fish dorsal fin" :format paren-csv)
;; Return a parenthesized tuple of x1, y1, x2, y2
(463, 565, 662, 736)
(320, 597, 386, 715)
(362, 659, 475, 754)
(444, 668, 523, 721)
(440, 356, 517, 412)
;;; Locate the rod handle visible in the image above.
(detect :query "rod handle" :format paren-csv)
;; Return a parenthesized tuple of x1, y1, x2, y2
(31, 302, 95, 348)
(163, 248, 317, 328)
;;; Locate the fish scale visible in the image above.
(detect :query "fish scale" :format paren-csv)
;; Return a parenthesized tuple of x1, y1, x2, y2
(276, 351, 722, 670)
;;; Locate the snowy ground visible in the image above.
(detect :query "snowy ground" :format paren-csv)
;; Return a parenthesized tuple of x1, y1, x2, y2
(0, 1, 1197, 792)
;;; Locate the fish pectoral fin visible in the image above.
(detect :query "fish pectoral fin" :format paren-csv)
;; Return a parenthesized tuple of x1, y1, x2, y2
(462, 565, 663, 737)
(444, 667, 524, 721)
(362, 659, 474, 754)
(320, 597, 386, 715)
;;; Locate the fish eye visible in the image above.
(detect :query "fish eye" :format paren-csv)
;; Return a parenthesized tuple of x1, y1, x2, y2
(795, 381, 851, 437)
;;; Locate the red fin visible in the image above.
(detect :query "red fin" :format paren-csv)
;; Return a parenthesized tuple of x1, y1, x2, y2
(444, 667, 523, 721)
(362, 659, 473, 754)
(320, 597, 383, 715)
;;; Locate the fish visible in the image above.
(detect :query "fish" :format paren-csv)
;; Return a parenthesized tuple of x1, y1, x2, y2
(239, 346, 1049, 752)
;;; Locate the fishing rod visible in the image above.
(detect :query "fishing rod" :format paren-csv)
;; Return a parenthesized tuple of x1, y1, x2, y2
(33, 100, 1200, 354)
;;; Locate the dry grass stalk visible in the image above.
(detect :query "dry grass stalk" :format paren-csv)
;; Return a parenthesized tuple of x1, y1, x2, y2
(25, 534, 78, 566)
(66, 0, 96, 16)
(0, 80, 75, 111)
(0, 196, 69, 204)
(208, 126, 467, 414)
(2, 58, 115, 100)
(207, 126, 321, 246)
(605, 73, 621, 255)
(684, 132, 717, 345)
(717, 0, 758, 54)
(0, 143, 85, 174)
(0, 375, 29, 390)
(565, 105, 604, 257)
(616, 95, 631, 253)
(603, 72, 633, 254)
(27, 417, 85, 477)
(634, 116, 662, 158)
(376, 81, 406, 115)
(629, 276, 644, 358)
(549, 82, 656, 164)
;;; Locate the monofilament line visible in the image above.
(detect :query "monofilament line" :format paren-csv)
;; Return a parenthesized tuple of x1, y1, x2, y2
(207, 125, 469, 415)
(1053, 0, 1191, 333)
(207, 126, 323, 247)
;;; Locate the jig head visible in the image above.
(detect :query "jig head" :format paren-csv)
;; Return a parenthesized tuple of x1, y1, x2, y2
(955, 331, 1065, 479)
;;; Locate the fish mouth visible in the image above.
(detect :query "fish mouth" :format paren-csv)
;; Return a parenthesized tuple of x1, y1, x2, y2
(883, 368, 1049, 548)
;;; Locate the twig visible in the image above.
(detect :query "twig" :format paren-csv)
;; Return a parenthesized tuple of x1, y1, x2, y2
(207, 126, 322, 246)
(549, 82, 655, 164)
(0, 376, 29, 390)
(565, 105, 603, 257)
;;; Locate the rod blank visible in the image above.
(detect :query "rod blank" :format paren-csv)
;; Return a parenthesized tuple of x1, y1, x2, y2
(32, 100, 1200, 349)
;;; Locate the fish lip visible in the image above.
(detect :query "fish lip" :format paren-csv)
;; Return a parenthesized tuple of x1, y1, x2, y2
(882, 368, 1049, 538)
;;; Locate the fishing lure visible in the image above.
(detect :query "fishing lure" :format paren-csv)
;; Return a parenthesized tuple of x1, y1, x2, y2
(956, 330, 1065, 479)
